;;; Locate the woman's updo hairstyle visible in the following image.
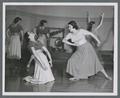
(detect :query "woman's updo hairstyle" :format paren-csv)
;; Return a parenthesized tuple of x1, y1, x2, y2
(13, 17, 22, 24)
(38, 20, 47, 27)
(68, 20, 79, 30)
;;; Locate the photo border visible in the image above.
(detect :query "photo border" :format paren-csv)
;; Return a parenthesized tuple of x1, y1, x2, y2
(2, 2, 118, 96)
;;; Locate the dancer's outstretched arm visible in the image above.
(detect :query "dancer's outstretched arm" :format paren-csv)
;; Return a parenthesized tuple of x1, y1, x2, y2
(42, 46, 53, 67)
(94, 13, 104, 33)
(27, 55, 34, 68)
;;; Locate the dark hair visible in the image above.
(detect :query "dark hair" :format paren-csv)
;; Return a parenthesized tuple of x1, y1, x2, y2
(68, 20, 79, 30)
(87, 21, 95, 31)
(24, 32, 30, 43)
(38, 20, 47, 27)
(13, 17, 22, 24)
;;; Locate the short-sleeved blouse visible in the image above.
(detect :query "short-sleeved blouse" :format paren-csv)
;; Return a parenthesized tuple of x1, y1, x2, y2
(65, 29, 87, 46)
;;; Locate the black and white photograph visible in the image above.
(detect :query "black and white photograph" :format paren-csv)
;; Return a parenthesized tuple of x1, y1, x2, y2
(2, 2, 118, 96)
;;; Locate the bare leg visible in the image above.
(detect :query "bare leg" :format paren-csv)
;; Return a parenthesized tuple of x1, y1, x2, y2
(100, 69, 112, 80)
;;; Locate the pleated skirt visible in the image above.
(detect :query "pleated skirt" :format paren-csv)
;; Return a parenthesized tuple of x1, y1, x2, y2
(7, 35, 21, 59)
(66, 42, 104, 79)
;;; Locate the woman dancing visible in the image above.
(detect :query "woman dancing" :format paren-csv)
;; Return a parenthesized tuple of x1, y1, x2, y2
(23, 32, 55, 84)
(86, 12, 104, 48)
(63, 20, 112, 81)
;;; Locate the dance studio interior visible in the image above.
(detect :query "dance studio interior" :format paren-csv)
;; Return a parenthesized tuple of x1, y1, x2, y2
(5, 5, 114, 93)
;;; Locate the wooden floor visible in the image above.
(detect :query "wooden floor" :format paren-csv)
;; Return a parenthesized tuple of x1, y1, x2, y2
(5, 59, 113, 93)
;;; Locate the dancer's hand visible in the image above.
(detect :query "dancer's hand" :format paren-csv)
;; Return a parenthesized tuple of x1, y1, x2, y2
(97, 41, 101, 47)
(27, 64, 30, 68)
(26, 64, 30, 72)
(26, 68, 30, 72)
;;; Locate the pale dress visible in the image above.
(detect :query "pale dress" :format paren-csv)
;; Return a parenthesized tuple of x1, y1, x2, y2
(65, 29, 104, 79)
(6, 24, 23, 59)
(24, 41, 55, 84)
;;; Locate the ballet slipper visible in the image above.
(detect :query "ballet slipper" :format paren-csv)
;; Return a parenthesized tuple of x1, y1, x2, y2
(106, 76, 112, 80)
(69, 77, 80, 81)
(23, 76, 32, 82)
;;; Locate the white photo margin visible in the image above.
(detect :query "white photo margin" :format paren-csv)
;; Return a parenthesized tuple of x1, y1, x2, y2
(2, 2, 118, 96)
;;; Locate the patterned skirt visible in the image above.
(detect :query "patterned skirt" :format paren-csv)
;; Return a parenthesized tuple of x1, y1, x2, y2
(66, 42, 103, 79)
(7, 35, 21, 59)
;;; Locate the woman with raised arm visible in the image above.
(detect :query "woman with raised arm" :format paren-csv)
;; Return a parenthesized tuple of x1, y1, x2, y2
(63, 20, 111, 81)
(87, 12, 104, 33)
(86, 12, 104, 48)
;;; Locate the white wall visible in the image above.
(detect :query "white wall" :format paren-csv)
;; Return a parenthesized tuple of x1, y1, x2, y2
(6, 9, 114, 51)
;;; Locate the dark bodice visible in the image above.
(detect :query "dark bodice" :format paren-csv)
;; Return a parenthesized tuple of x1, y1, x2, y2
(36, 27, 49, 37)
(28, 41, 44, 50)
(28, 41, 50, 61)
(8, 24, 23, 35)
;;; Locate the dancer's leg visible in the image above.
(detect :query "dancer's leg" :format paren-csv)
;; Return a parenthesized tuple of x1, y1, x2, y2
(100, 69, 112, 80)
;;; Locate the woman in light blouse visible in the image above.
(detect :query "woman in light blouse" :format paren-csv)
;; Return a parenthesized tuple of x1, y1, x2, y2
(63, 20, 111, 81)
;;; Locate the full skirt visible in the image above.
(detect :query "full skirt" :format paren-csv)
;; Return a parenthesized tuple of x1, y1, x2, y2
(24, 50, 55, 84)
(66, 42, 104, 79)
(7, 35, 21, 59)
